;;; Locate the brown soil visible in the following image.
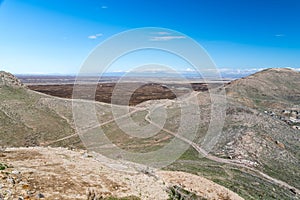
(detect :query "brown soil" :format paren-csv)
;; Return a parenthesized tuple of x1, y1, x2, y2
(28, 83, 217, 106)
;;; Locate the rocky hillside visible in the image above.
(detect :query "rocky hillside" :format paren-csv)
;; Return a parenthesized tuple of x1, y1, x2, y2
(0, 71, 24, 87)
(0, 71, 78, 148)
(0, 69, 299, 199)
(0, 147, 243, 200)
(219, 69, 300, 188)
(0, 71, 115, 149)
(0, 71, 245, 199)
(206, 68, 300, 198)
(226, 68, 300, 109)
(163, 68, 300, 199)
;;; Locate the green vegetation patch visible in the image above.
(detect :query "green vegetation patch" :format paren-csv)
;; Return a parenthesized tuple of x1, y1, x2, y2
(167, 185, 207, 200)
(166, 148, 298, 200)
(0, 163, 8, 170)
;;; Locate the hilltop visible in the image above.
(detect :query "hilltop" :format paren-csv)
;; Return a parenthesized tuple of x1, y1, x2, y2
(226, 68, 300, 109)
(0, 71, 24, 87)
(0, 71, 79, 148)
(207, 68, 300, 198)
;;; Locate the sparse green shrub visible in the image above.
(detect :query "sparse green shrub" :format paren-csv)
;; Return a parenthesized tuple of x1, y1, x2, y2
(167, 185, 206, 200)
(0, 163, 8, 170)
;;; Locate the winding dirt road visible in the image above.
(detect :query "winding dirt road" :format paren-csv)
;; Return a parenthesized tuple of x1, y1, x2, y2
(42, 92, 299, 196)
(143, 93, 300, 196)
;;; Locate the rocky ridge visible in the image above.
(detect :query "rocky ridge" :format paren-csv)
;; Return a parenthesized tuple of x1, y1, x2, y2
(0, 71, 24, 88)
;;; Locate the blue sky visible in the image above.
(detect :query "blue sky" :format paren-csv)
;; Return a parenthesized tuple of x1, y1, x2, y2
(0, 0, 300, 74)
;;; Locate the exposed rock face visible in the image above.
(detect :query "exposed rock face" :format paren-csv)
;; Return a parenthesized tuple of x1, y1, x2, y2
(0, 71, 24, 87)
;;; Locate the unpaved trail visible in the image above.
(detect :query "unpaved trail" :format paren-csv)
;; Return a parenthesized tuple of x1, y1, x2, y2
(34, 91, 299, 197)
(144, 92, 300, 196)
(43, 104, 146, 146)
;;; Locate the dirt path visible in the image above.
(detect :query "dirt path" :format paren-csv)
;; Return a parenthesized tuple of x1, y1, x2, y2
(43, 105, 146, 146)
(38, 91, 299, 196)
(144, 93, 300, 196)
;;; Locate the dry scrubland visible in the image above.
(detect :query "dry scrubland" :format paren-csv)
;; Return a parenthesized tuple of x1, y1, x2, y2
(0, 69, 300, 199)
(0, 147, 243, 200)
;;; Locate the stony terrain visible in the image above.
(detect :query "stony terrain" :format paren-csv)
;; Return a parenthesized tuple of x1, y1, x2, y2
(226, 68, 300, 109)
(0, 71, 24, 88)
(0, 147, 243, 200)
(0, 69, 300, 199)
(218, 69, 300, 189)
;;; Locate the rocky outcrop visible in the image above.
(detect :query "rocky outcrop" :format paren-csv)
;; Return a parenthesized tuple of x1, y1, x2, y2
(0, 71, 24, 87)
(0, 147, 244, 200)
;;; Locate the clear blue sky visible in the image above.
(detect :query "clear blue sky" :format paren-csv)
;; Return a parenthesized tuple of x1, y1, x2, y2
(0, 0, 300, 74)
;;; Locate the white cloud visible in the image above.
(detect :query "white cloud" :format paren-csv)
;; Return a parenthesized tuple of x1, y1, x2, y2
(106, 67, 300, 76)
(185, 68, 195, 72)
(151, 31, 171, 35)
(275, 34, 285, 37)
(286, 67, 300, 72)
(88, 33, 103, 39)
(216, 67, 268, 75)
(156, 31, 171, 35)
(88, 35, 97, 39)
(101, 6, 108, 9)
(134, 67, 172, 73)
(111, 69, 129, 73)
(150, 36, 186, 41)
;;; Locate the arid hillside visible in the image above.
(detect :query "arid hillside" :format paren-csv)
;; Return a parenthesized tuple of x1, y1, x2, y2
(0, 147, 243, 200)
(226, 68, 300, 109)
(0, 69, 300, 199)
(0, 71, 79, 148)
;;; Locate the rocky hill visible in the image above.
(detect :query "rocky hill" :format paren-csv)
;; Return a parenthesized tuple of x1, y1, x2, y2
(0, 71, 79, 148)
(210, 68, 300, 199)
(0, 71, 244, 199)
(0, 71, 24, 87)
(167, 68, 300, 199)
(0, 147, 243, 200)
(0, 69, 299, 199)
(226, 68, 300, 109)
(218, 69, 300, 188)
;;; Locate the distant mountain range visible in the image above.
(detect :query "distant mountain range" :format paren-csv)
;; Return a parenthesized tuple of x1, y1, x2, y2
(14, 67, 300, 80)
